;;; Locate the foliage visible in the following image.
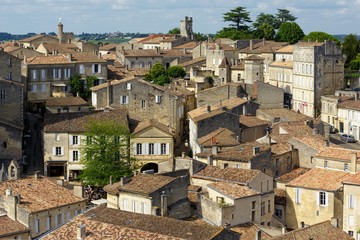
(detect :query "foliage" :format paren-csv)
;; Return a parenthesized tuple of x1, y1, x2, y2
(167, 66, 186, 78)
(223, 6, 252, 31)
(254, 23, 276, 40)
(145, 62, 171, 86)
(303, 32, 340, 45)
(275, 9, 297, 28)
(342, 34, 360, 66)
(79, 119, 137, 187)
(194, 32, 208, 41)
(154, 75, 171, 86)
(168, 27, 180, 34)
(69, 75, 96, 101)
(276, 22, 304, 44)
(214, 28, 254, 40)
(205, 76, 214, 85)
(253, 13, 277, 29)
(350, 60, 360, 71)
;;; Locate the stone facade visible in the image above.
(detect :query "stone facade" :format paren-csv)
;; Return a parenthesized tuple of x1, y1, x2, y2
(180, 16, 193, 39)
(0, 50, 22, 83)
(342, 179, 360, 237)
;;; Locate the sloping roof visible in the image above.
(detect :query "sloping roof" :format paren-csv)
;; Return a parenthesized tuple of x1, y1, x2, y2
(286, 168, 351, 191)
(208, 182, 260, 199)
(258, 108, 311, 122)
(40, 43, 78, 53)
(231, 223, 272, 240)
(0, 176, 85, 213)
(188, 97, 247, 123)
(244, 55, 265, 61)
(271, 221, 353, 240)
(193, 165, 261, 184)
(26, 55, 72, 65)
(296, 42, 325, 47)
(274, 188, 286, 205)
(338, 100, 360, 111)
(275, 168, 311, 184)
(42, 205, 230, 240)
(276, 45, 294, 53)
(197, 127, 239, 147)
(218, 57, 230, 68)
(178, 57, 206, 67)
(18, 34, 49, 42)
(119, 174, 177, 195)
(46, 96, 88, 107)
(44, 110, 128, 133)
(0, 215, 30, 238)
(316, 147, 360, 162)
(99, 43, 118, 51)
(70, 52, 107, 63)
(131, 119, 173, 136)
(269, 61, 293, 68)
(270, 142, 292, 156)
(239, 41, 289, 54)
(342, 172, 360, 186)
(173, 41, 198, 49)
(240, 115, 270, 128)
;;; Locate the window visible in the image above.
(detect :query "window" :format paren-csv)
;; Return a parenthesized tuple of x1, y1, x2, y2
(160, 143, 167, 155)
(41, 84, 46, 93)
(126, 83, 132, 90)
(73, 151, 79, 161)
(318, 191, 327, 206)
(136, 143, 142, 155)
(46, 215, 51, 231)
(252, 201, 256, 209)
(120, 96, 129, 104)
(32, 84, 38, 93)
(72, 135, 79, 145)
(92, 64, 102, 73)
(251, 210, 256, 221)
(348, 194, 354, 209)
(155, 95, 161, 103)
(275, 158, 279, 167)
(3, 142, 7, 148)
(132, 200, 136, 213)
(31, 70, 37, 80)
(56, 214, 62, 226)
(261, 201, 265, 216)
(55, 133, 60, 141)
(66, 212, 71, 220)
(267, 180, 269, 191)
(0, 90, 6, 99)
(7, 72, 12, 80)
(295, 188, 301, 204)
(8, 58, 12, 66)
(149, 143, 154, 155)
(35, 218, 40, 233)
(324, 160, 328, 168)
(64, 68, 71, 79)
(79, 64, 85, 74)
(75, 209, 82, 216)
(53, 69, 61, 79)
(216, 196, 225, 204)
(275, 209, 283, 218)
(268, 200, 271, 213)
(141, 100, 146, 109)
(41, 69, 46, 80)
(236, 164, 240, 168)
(123, 198, 129, 211)
(349, 215, 354, 227)
(54, 147, 63, 156)
(348, 231, 354, 236)
(344, 163, 349, 172)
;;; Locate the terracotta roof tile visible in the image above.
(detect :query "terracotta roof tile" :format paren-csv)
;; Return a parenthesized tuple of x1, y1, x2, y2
(343, 172, 360, 185)
(0, 216, 30, 237)
(276, 45, 294, 53)
(316, 147, 360, 162)
(27, 55, 72, 65)
(231, 223, 272, 240)
(70, 52, 107, 63)
(286, 168, 351, 191)
(338, 100, 360, 111)
(271, 221, 353, 240)
(244, 55, 264, 61)
(99, 43, 118, 51)
(0, 176, 85, 213)
(188, 192, 199, 203)
(193, 165, 261, 184)
(208, 182, 260, 199)
(296, 42, 325, 47)
(18, 34, 47, 42)
(40, 43, 79, 53)
(240, 115, 270, 128)
(178, 57, 206, 67)
(173, 41, 198, 49)
(43, 205, 227, 240)
(188, 185, 202, 192)
(275, 168, 311, 183)
(197, 127, 239, 147)
(132, 119, 173, 136)
(269, 61, 293, 68)
(239, 41, 289, 54)
(258, 108, 311, 122)
(271, 142, 292, 156)
(274, 188, 286, 205)
(46, 96, 88, 107)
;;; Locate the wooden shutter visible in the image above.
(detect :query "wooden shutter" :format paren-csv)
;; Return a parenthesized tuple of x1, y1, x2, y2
(133, 143, 137, 155)
(98, 64, 102, 73)
(52, 147, 56, 156)
(92, 64, 95, 73)
(60, 147, 64, 156)
(166, 143, 170, 155)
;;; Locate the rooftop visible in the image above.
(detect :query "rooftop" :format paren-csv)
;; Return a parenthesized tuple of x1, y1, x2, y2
(240, 115, 270, 128)
(193, 165, 261, 184)
(40, 43, 78, 53)
(274, 188, 286, 205)
(46, 96, 88, 107)
(276, 45, 294, 53)
(338, 100, 360, 111)
(275, 168, 311, 183)
(0, 215, 29, 238)
(178, 57, 206, 67)
(239, 41, 289, 54)
(131, 119, 173, 136)
(197, 127, 239, 148)
(42, 205, 231, 240)
(269, 61, 293, 68)
(70, 52, 107, 63)
(270, 142, 292, 156)
(316, 147, 360, 162)
(257, 108, 311, 122)
(208, 182, 260, 199)
(26, 55, 72, 65)
(231, 222, 272, 240)
(0, 176, 85, 213)
(287, 168, 351, 191)
(342, 172, 360, 186)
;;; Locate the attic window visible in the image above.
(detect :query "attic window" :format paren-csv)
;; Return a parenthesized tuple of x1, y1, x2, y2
(2, 142, 7, 148)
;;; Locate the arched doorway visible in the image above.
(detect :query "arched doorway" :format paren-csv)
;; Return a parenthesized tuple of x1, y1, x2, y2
(140, 163, 159, 173)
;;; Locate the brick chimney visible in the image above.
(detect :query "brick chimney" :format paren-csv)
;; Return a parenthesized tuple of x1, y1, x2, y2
(77, 224, 86, 240)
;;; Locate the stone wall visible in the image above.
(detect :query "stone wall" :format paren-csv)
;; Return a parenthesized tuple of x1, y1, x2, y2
(0, 51, 22, 83)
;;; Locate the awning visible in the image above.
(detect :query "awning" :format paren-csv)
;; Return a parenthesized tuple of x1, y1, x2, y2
(52, 83, 67, 87)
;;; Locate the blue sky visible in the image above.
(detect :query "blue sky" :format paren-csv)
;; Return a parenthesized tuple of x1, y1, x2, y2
(0, 0, 359, 35)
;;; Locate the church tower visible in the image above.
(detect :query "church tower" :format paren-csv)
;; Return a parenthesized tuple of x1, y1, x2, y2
(180, 16, 194, 40)
(58, 18, 63, 43)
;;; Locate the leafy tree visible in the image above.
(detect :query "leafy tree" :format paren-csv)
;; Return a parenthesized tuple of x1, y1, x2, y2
(223, 6, 252, 31)
(214, 27, 254, 40)
(168, 27, 180, 34)
(254, 23, 276, 40)
(69, 75, 96, 101)
(275, 9, 297, 28)
(303, 31, 340, 45)
(147, 62, 166, 80)
(69, 75, 83, 96)
(154, 75, 171, 86)
(276, 22, 304, 44)
(194, 32, 208, 41)
(79, 119, 137, 187)
(167, 66, 186, 78)
(342, 34, 360, 66)
(253, 13, 276, 29)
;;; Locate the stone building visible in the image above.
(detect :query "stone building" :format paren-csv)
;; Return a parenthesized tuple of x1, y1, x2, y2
(342, 172, 360, 238)
(104, 173, 191, 219)
(180, 16, 194, 39)
(0, 49, 22, 83)
(45, 96, 89, 113)
(313, 147, 360, 172)
(0, 174, 87, 239)
(337, 100, 360, 139)
(18, 34, 59, 49)
(321, 95, 352, 132)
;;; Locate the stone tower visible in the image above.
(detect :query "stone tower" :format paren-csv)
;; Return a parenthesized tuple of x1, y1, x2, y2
(58, 18, 63, 43)
(180, 16, 193, 40)
(244, 55, 264, 84)
(218, 57, 231, 85)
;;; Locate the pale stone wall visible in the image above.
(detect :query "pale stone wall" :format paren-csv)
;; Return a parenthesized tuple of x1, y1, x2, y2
(343, 184, 360, 234)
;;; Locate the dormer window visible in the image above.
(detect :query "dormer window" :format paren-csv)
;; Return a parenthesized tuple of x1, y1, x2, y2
(155, 95, 161, 104)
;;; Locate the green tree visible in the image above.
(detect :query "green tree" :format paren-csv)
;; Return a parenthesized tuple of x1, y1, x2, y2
(303, 31, 340, 45)
(253, 13, 276, 29)
(168, 27, 180, 34)
(69, 75, 83, 96)
(223, 6, 252, 31)
(69, 75, 95, 101)
(167, 66, 186, 78)
(254, 23, 276, 40)
(147, 62, 166, 80)
(342, 34, 360, 66)
(194, 32, 208, 41)
(275, 9, 297, 28)
(214, 27, 254, 40)
(276, 22, 304, 44)
(79, 119, 137, 187)
(154, 75, 170, 86)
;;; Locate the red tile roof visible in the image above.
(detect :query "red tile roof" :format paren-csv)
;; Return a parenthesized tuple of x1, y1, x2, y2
(197, 127, 239, 147)
(343, 172, 360, 186)
(46, 96, 88, 107)
(231, 222, 272, 240)
(0, 216, 30, 238)
(275, 168, 311, 183)
(208, 182, 260, 199)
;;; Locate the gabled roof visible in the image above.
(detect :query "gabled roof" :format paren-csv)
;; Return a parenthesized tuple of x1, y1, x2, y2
(316, 147, 360, 162)
(0, 176, 85, 213)
(99, 43, 118, 51)
(197, 127, 239, 148)
(208, 182, 260, 199)
(18, 34, 57, 43)
(271, 221, 353, 240)
(178, 57, 206, 67)
(39, 43, 78, 53)
(286, 168, 351, 191)
(42, 205, 233, 240)
(338, 100, 360, 111)
(0, 215, 30, 238)
(231, 222, 272, 240)
(343, 172, 360, 186)
(240, 115, 270, 128)
(70, 52, 107, 63)
(131, 119, 174, 136)
(276, 45, 294, 53)
(275, 167, 311, 184)
(26, 55, 72, 65)
(193, 165, 262, 184)
(173, 41, 198, 49)
(239, 41, 289, 54)
(46, 96, 88, 107)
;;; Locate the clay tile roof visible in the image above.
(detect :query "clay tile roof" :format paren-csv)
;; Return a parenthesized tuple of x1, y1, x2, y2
(207, 43, 235, 51)
(275, 168, 311, 184)
(343, 172, 360, 185)
(173, 41, 198, 49)
(27, 55, 71, 65)
(208, 182, 260, 199)
(119, 174, 177, 195)
(18, 34, 45, 42)
(286, 168, 351, 191)
(197, 127, 239, 147)
(42, 205, 229, 240)
(178, 57, 206, 67)
(274, 188, 286, 205)
(122, 49, 160, 57)
(0, 176, 85, 213)
(44, 109, 128, 133)
(276, 45, 294, 53)
(259, 108, 311, 122)
(269, 61, 293, 68)
(193, 165, 261, 184)
(103, 181, 122, 195)
(41, 43, 78, 53)
(296, 42, 325, 47)
(271, 221, 353, 240)
(188, 192, 199, 203)
(188, 185, 202, 192)
(160, 49, 191, 57)
(71, 52, 107, 63)
(46, 96, 88, 107)
(0, 216, 30, 237)
(338, 100, 360, 111)
(316, 147, 360, 162)
(101, 53, 116, 60)
(188, 97, 247, 123)
(244, 55, 265, 61)
(271, 142, 292, 156)
(218, 57, 230, 68)
(99, 43, 118, 51)
(132, 119, 173, 136)
(231, 223, 272, 240)
(240, 115, 270, 127)
(239, 41, 289, 54)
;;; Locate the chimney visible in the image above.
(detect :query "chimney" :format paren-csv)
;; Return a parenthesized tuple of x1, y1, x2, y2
(236, 135, 240, 142)
(161, 191, 168, 217)
(6, 189, 12, 196)
(120, 177, 128, 186)
(330, 218, 338, 228)
(181, 152, 186, 158)
(212, 145, 218, 155)
(106, 80, 111, 107)
(253, 146, 260, 156)
(223, 222, 231, 230)
(109, 176, 113, 185)
(268, 135, 272, 146)
(207, 105, 211, 112)
(351, 152, 357, 173)
(324, 140, 330, 147)
(312, 128, 319, 135)
(300, 222, 305, 228)
(250, 39, 253, 51)
(34, 171, 40, 179)
(215, 44, 220, 50)
(255, 229, 262, 240)
(156, 47, 160, 54)
(131, 44, 134, 50)
(207, 155, 213, 165)
(56, 179, 64, 186)
(5, 189, 19, 221)
(281, 227, 287, 234)
(23, 55, 27, 64)
(67, 53, 72, 61)
(77, 224, 86, 240)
